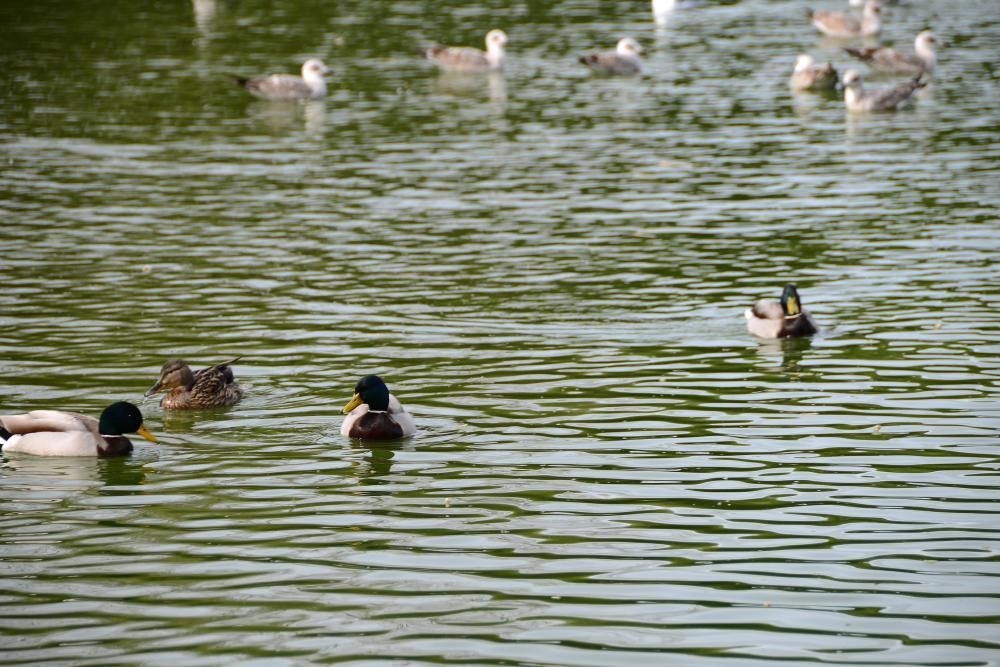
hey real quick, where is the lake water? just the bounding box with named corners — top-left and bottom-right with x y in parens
top-left (2, 0), bottom-right (999, 664)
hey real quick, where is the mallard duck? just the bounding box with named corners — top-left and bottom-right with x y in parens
top-left (806, 1), bottom-right (882, 38)
top-left (145, 357), bottom-right (243, 409)
top-left (790, 54), bottom-right (839, 91)
top-left (341, 375), bottom-right (416, 440)
top-left (841, 69), bottom-right (925, 112)
top-left (745, 284), bottom-right (819, 338)
top-left (0, 401), bottom-right (156, 457)
top-left (579, 38), bottom-right (643, 76)
top-left (235, 58), bottom-right (331, 100)
top-left (423, 29), bottom-right (508, 73)
top-left (845, 31), bottom-right (939, 75)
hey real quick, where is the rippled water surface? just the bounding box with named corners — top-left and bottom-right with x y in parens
top-left (2, 0), bottom-right (1000, 664)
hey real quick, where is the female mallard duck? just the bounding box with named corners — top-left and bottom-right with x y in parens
top-left (745, 284), bottom-right (819, 338)
top-left (0, 401), bottom-right (156, 457)
top-left (145, 357), bottom-right (243, 409)
top-left (341, 375), bottom-right (416, 440)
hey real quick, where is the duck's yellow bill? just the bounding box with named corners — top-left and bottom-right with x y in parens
top-left (137, 424), bottom-right (158, 443)
top-left (786, 294), bottom-right (800, 316)
top-left (342, 393), bottom-right (363, 414)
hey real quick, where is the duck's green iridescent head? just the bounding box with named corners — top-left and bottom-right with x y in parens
top-left (99, 401), bottom-right (157, 441)
top-left (342, 375), bottom-right (392, 413)
top-left (780, 283), bottom-right (803, 317)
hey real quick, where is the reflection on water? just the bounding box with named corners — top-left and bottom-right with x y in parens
top-left (1, 0), bottom-right (1000, 664)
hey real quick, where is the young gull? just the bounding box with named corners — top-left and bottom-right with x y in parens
top-left (579, 38), bottom-right (643, 76)
top-left (841, 68), bottom-right (926, 112)
top-left (845, 30), bottom-right (939, 74)
top-left (235, 58), bottom-right (331, 100)
top-left (789, 54), bottom-right (839, 91)
top-left (807, 1), bottom-right (882, 38)
top-left (423, 29), bottom-right (508, 73)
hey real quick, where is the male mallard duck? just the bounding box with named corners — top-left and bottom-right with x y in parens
top-left (145, 357), bottom-right (243, 409)
top-left (341, 375), bottom-right (416, 440)
top-left (579, 38), bottom-right (643, 76)
top-left (0, 401), bottom-right (156, 457)
top-left (745, 284), bottom-right (819, 338)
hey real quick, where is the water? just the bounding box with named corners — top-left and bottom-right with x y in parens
top-left (2, 0), bottom-right (999, 664)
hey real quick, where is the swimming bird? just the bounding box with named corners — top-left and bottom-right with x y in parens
top-left (745, 284), bottom-right (819, 338)
top-left (579, 38), bottom-right (643, 76)
top-left (235, 58), bottom-right (331, 100)
top-left (423, 29), bottom-right (508, 73)
top-left (842, 68), bottom-right (925, 112)
top-left (145, 357), bottom-right (243, 409)
top-left (341, 375), bottom-right (416, 440)
top-left (807, 1), bottom-right (882, 38)
top-left (789, 54), bottom-right (839, 91)
top-left (0, 402), bottom-right (156, 457)
top-left (844, 30), bottom-right (939, 74)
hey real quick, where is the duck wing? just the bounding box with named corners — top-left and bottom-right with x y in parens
top-left (0, 410), bottom-right (95, 435)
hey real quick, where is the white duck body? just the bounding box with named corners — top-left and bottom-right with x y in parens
top-left (1, 410), bottom-right (107, 456)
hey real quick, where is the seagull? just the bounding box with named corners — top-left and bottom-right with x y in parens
top-left (789, 54), bottom-right (839, 91)
top-left (579, 38), bottom-right (643, 76)
top-left (842, 68), bottom-right (926, 112)
top-left (423, 29), bottom-right (508, 73)
top-left (807, 0), bottom-right (882, 38)
top-left (235, 58), bottom-right (331, 100)
top-left (845, 30), bottom-right (939, 74)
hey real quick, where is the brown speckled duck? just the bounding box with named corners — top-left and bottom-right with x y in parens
top-left (745, 284), bottom-right (819, 338)
top-left (341, 375), bottom-right (416, 440)
top-left (145, 357), bottom-right (244, 409)
top-left (0, 402), bottom-right (156, 457)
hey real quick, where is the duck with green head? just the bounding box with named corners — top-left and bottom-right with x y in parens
top-left (0, 401), bottom-right (157, 457)
top-left (745, 284), bottom-right (818, 338)
top-left (341, 375), bottom-right (416, 440)
top-left (145, 357), bottom-right (243, 409)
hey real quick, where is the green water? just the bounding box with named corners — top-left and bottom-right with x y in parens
top-left (2, 0), bottom-right (999, 664)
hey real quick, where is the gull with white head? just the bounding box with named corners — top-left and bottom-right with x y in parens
top-left (806, 0), bottom-right (882, 38)
top-left (579, 38), bottom-right (643, 76)
top-left (841, 68), bottom-right (926, 112)
top-left (789, 54), bottom-right (839, 91)
top-left (845, 30), bottom-right (939, 74)
top-left (235, 58), bottom-right (331, 100)
top-left (423, 29), bottom-right (508, 73)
